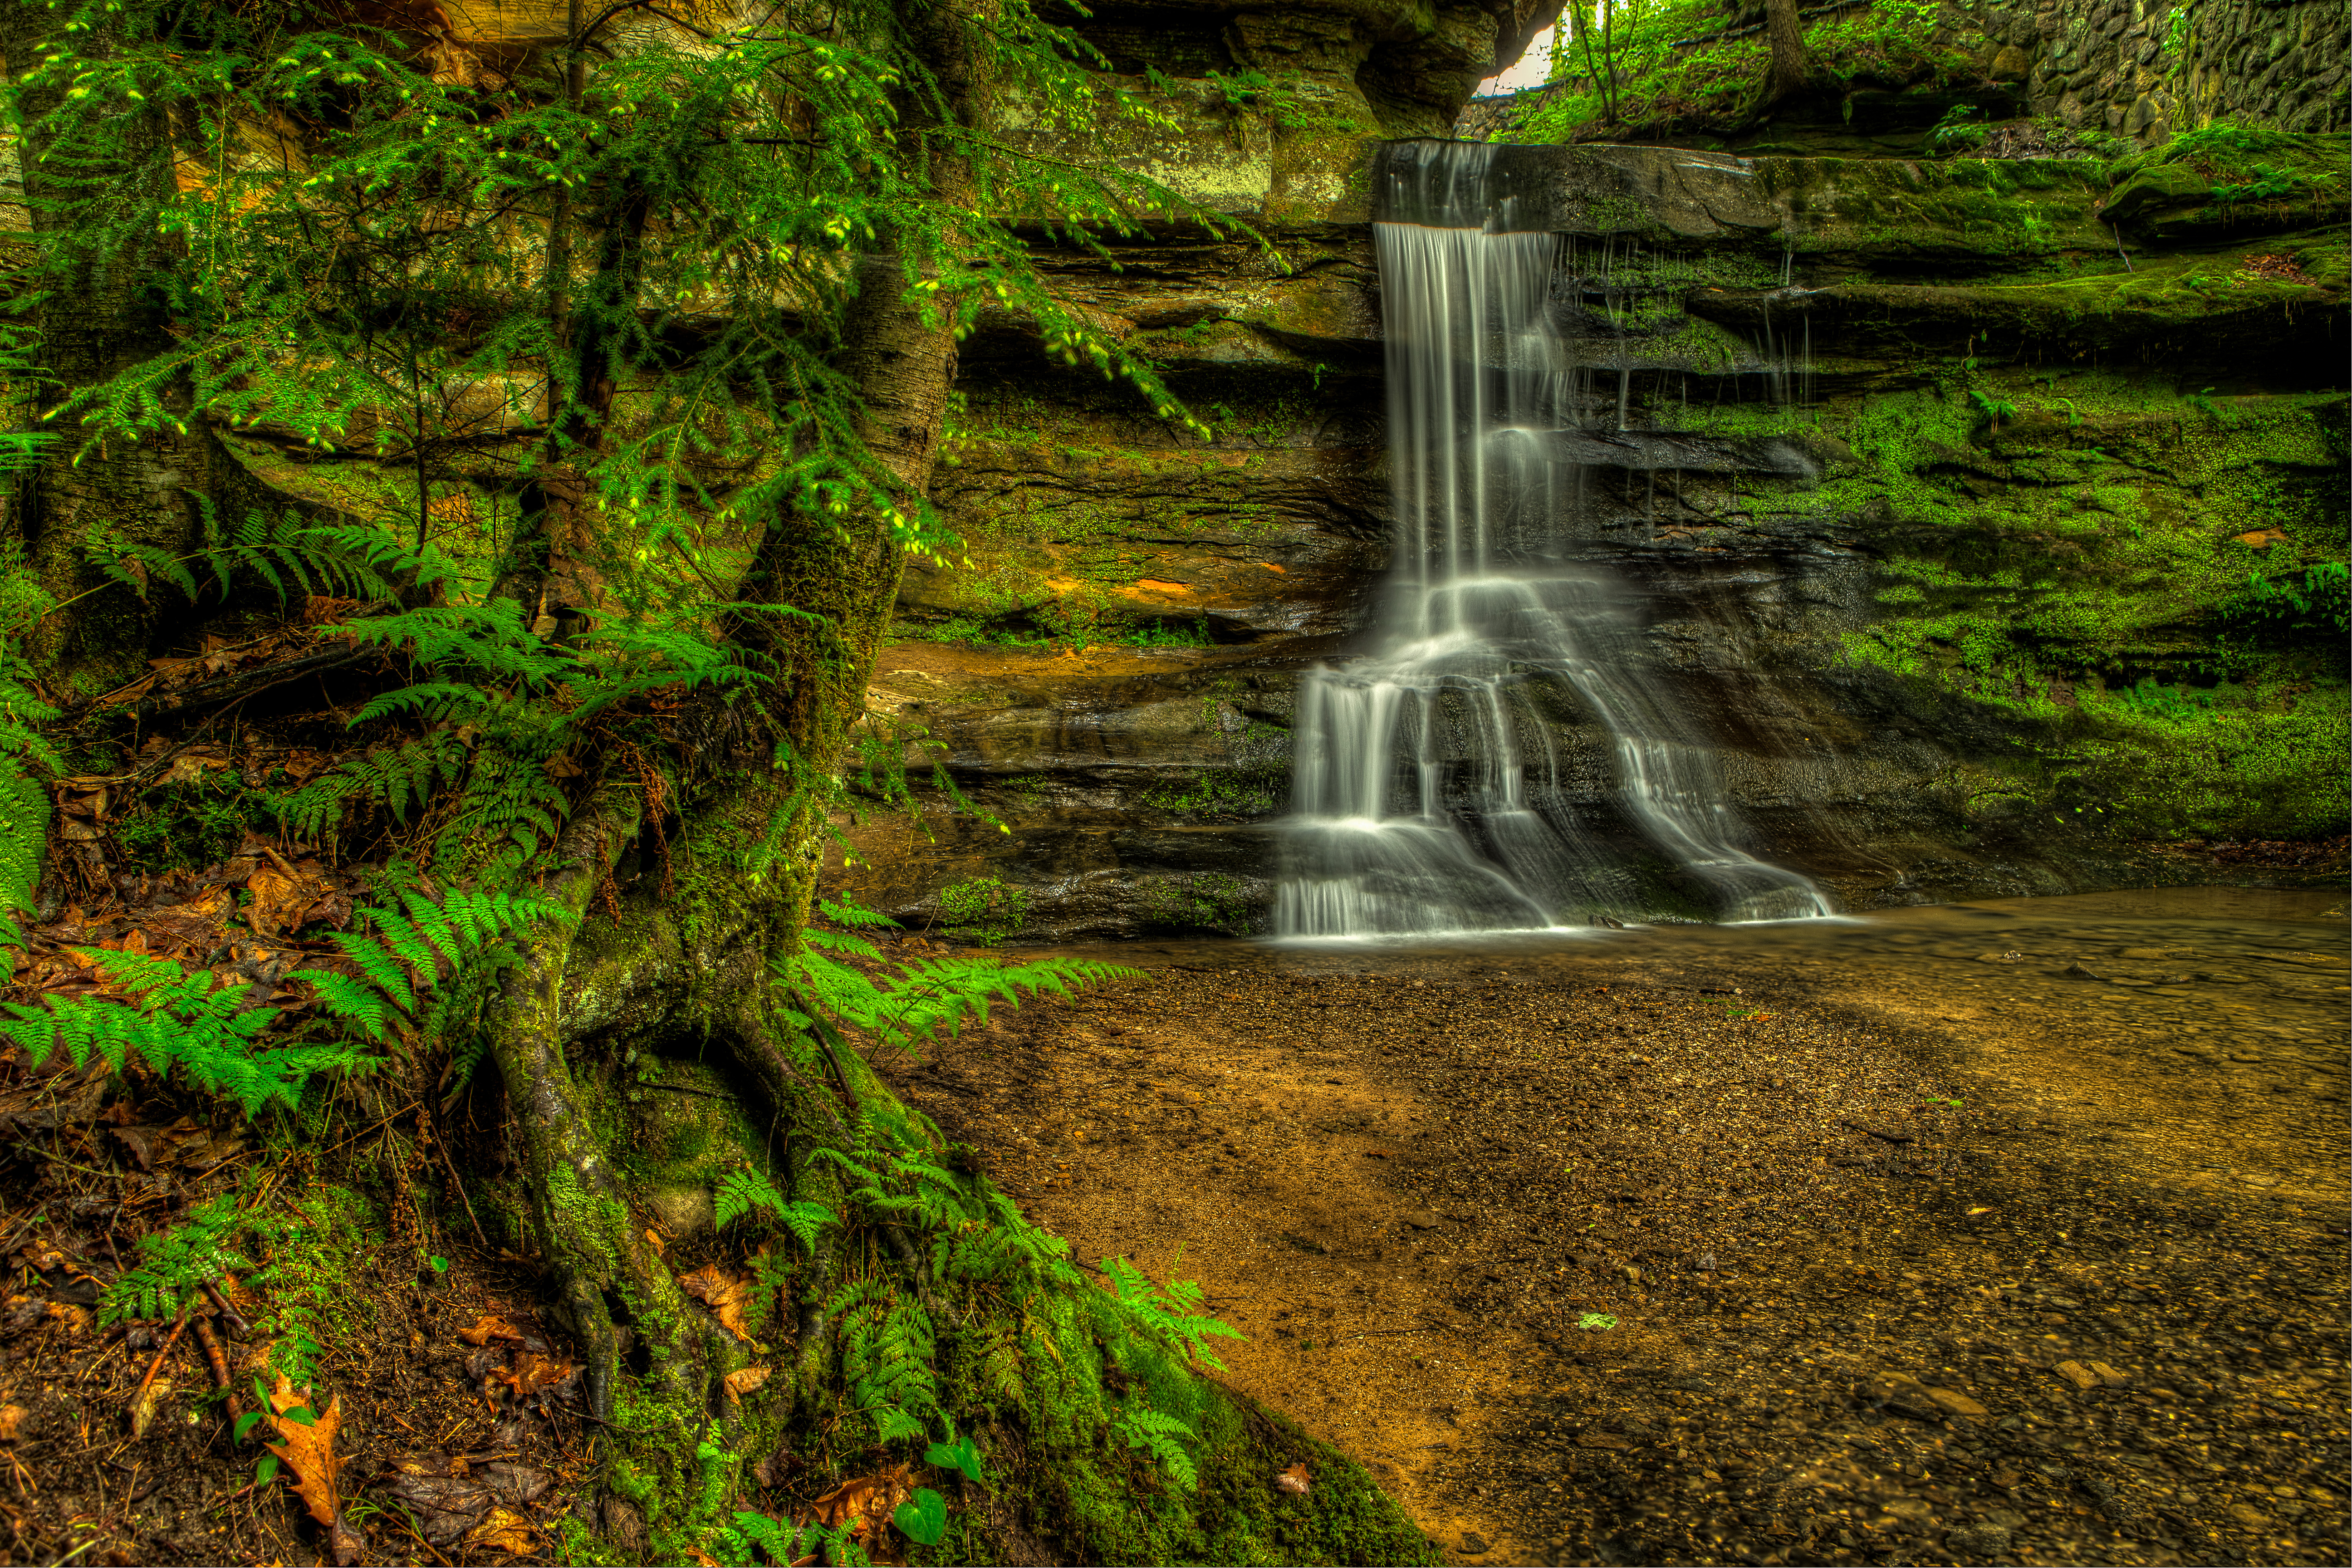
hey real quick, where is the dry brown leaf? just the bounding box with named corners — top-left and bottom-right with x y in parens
top-left (806, 1462), bottom-right (913, 1540)
top-left (486, 1349), bottom-right (578, 1405)
top-left (262, 1374), bottom-right (344, 1528)
top-left (466, 1505), bottom-right (539, 1556)
top-left (244, 865), bottom-right (327, 936)
top-left (722, 1365), bottom-right (770, 1401)
top-left (680, 1263), bottom-right (758, 1344)
top-left (45, 1302), bottom-right (92, 1334)
top-left (157, 751), bottom-right (234, 787)
top-left (1276, 1462), bottom-right (1311, 1495)
top-left (458, 1314), bottom-right (525, 1346)
top-left (0, 1404), bottom-right (28, 1442)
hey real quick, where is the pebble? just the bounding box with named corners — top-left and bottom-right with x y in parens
top-left (1458, 1529), bottom-right (1489, 1554)
top-left (1945, 1523), bottom-right (2012, 1556)
top-left (2056, 1360), bottom-right (2101, 1391)
top-left (1924, 1386), bottom-right (1989, 1420)
top-left (1403, 1209), bottom-right (1445, 1230)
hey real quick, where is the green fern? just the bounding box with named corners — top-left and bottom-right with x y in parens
top-left (777, 921), bottom-right (1142, 1061)
top-left (99, 1196), bottom-right (254, 1327)
top-left (1111, 1406), bottom-right (1199, 1490)
top-left (0, 950), bottom-right (373, 1111)
top-left (714, 1168), bottom-right (836, 1252)
top-left (301, 888), bottom-right (570, 1043)
top-left (0, 887), bottom-right (564, 1111)
top-left (833, 1280), bottom-right (941, 1446)
top-left (0, 642), bottom-right (59, 947)
top-left (1099, 1255), bottom-right (1242, 1374)
top-left (274, 734), bottom-right (469, 839)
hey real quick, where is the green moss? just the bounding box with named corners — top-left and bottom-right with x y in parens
top-left (1751, 369), bottom-right (2352, 838)
top-left (1138, 873), bottom-right (1262, 936)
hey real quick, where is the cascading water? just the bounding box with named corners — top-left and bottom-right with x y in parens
top-left (1274, 142), bottom-right (1835, 938)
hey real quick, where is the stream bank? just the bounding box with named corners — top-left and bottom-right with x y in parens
top-left (873, 888), bottom-right (2349, 1565)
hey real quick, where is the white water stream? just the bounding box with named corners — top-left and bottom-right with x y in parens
top-left (1275, 144), bottom-right (1834, 938)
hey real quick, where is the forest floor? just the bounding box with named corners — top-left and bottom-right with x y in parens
top-left (0, 886), bottom-right (2342, 1566)
top-left (878, 886), bottom-right (2351, 1568)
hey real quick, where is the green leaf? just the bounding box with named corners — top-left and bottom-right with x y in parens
top-left (255, 1454), bottom-right (280, 1485)
top-left (892, 1487), bottom-right (948, 1546)
top-left (924, 1428), bottom-right (985, 1485)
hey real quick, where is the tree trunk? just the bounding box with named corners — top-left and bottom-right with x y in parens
top-left (1762, 0), bottom-right (1809, 107)
top-left (0, 10), bottom-right (308, 691)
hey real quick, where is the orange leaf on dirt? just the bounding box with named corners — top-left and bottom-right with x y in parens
top-left (262, 1374), bottom-right (368, 1563)
top-left (458, 1314), bottom-right (526, 1346)
top-left (244, 862), bottom-right (332, 936)
top-left (680, 1264), bottom-right (758, 1344)
top-left (0, 1404), bottom-right (28, 1442)
top-left (466, 1505), bottom-right (539, 1556)
top-left (262, 1375), bottom-right (345, 1528)
top-left (722, 1366), bottom-right (769, 1401)
top-left (491, 1350), bottom-right (573, 1396)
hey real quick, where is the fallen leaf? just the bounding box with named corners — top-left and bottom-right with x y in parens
top-left (723, 1366), bottom-right (770, 1401)
top-left (458, 1314), bottom-right (525, 1346)
top-left (806, 1462), bottom-right (914, 1540)
top-left (129, 1378), bottom-right (172, 1439)
top-left (485, 1349), bottom-right (579, 1410)
top-left (1276, 1462), bottom-right (1311, 1495)
top-left (261, 1374), bottom-right (344, 1528)
top-left (243, 867), bottom-right (310, 936)
top-left (466, 1505), bottom-right (539, 1556)
top-left (157, 750), bottom-right (234, 787)
top-left (680, 1264), bottom-right (758, 1344)
top-left (0, 1404), bottom-right (27, 1441)
top-left (44, 1302), bottom-right (92, 1333)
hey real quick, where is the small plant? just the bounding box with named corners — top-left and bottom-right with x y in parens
top-left (1924, 103), bottom-right (1986, 157)
top-left (1577, 1313), bottom-right (1618, 1331)
top-left (1967, 388), bottom-right (2019, 430)
top-left (935, 874), bottom-right (1030, 946)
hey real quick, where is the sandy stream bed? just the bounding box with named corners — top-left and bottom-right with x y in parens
top-left (875, 888), bottom-right (2350, 1568)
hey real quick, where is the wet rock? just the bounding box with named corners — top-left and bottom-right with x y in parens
top-left (2062, 962), bottom-right (2109, 980)
top-left (1946, 1522), bottom-right (2012, 1556)
top-left (1459, 1531), bottom-right (1490, 1554)
top-left (2055, 1360), bottom-right (2101, 1391)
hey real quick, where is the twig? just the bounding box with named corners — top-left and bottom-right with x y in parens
top-left (1841, 1119), bottom-right (1914, 1145)
top-left (200, 1280), bottom-right (248, 1337)
top-left (191, 1316), bottom-right (240, 1420)
top-left (423, 1114), bottom-right (488, 1249)
top-left (131, 1300), bottom-right (196, 1411)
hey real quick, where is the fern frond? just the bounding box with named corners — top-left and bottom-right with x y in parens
top-left (98, 1196), bottom-right (253, 1327)
top-left (715, 1167), bottom-right (784, 1230)
top-left (1111, 1406), bottom-right (1199, 1490)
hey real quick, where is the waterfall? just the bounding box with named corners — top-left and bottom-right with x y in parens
top-left (1274, 142), bottom-right (1834, 938)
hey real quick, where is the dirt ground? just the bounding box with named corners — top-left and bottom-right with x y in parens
top-left (877, 887), bottom-right (2351, 1568)
top-left (0, 887), bottom-right (2341, 1566)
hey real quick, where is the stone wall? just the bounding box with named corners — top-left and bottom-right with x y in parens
top-left (1968, 0), bottom-right (2344, 141)
top-left (1458, 1), bottom-right (2344, 146)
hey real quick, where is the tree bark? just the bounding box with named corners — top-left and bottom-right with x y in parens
top-left (1761, 0), bottom-right (1809, 107)
top-left (1, 13), bottom-right (213, 689)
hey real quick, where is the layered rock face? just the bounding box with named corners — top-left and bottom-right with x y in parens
top-left (1058, 1), bottom-right (1558, 136)
top-left (832, 117), bottom-right (2349, 938)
